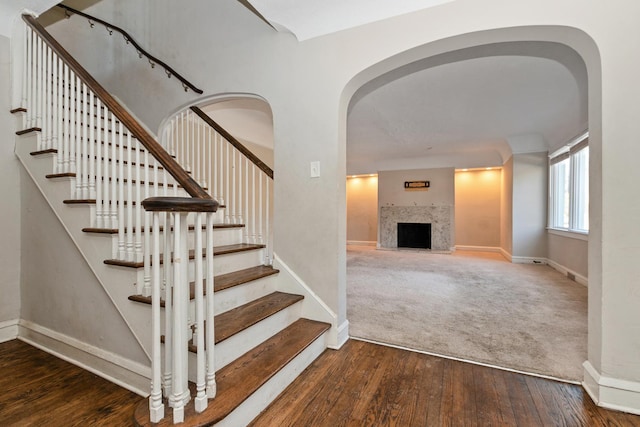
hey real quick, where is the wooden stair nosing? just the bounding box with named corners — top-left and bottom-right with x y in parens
top-left (127, 265), bottom-right (279, 307)
top-left (104, 243), bottom-right (266, 268)
top-left (203, 291), bottom-right (304, 347)
top-left (133, 318), bottom-right (331, 427)
top-left (83, 223), bottom-right (244, 235)
top-left (16, 127), bottom-right (41, 135)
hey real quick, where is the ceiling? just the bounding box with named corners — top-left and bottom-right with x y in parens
top-left (206, 41), bottom-right (587, 176)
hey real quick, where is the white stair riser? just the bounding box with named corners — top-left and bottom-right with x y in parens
top-left (213, 275), bottom-right (277, 314)
top-left (215, 332), bottom-right (328, 427)
top-left (104, 227), bottom-right (244, 252)
top-left (186, 300), bottom-right (303, 382)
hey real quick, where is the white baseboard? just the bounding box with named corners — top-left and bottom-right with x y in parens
top-left (511, 255), bottom-right (547, 265)
top-left (347, 240), bottom-right (376, 246)
top-left (0, 319), bottom-right (19, 343)
top-left (329, 320), bottom-right (349, 350)
top-left (546, 259), bottom-right (588, 286)
top-left (455, 245), bottom-right (502, 253)
top-left (18, 320), bottom-right (151, 397)
top-left (583, 361), bottom-right (640, 416)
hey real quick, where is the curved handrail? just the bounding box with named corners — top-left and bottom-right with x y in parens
top-left (23, 14), bottom-right (211, 199)
top-left (56, 4), bottom-right (203, 94)
top-left (190, 106), bottom-right (274, 179)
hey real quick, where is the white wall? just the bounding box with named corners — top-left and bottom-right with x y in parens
top-left (37, 0), bottom-right (640, 410)
top-left (346, 175), bottom-right (377, 244)
top-left (512, 152), bottom-right (548, 258)
top-left (0, 34), bottom-right (21, 327)
top-left (455, 169), bottom-right (501, 248)
top-left (19, 170), bottom-right (149, 365)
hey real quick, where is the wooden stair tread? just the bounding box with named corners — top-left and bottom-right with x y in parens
top-left (83, 222), bottom-right (241, 234)
top-left (104, 243), bottom-right (265, 268)
top-left (210, 291), bottom-right (303, 346)
top-left (127, 265), bottom-right (279, 306)
top-left (133, 318), bottom-right (330, 427)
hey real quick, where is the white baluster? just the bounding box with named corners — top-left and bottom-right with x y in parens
top-left (149, 211), bottom-right (165, 423)
top-left (111, 113), bottom-right (118, 230)
top-left (25, 28), bottom-right (33, 128)
top-left (135, 139), bottom-right (143, 263)
top-left (266, 177), bottom-right (272, 265)
top-left (244, 157), bottom-right (250, 243)
top-left (56, 58), bottom-right (64, 173)
top-left (80, 83), bottom-right (89, 199)
top-left (95, 99), bottom-right (104, 228)
top-left (51, 54), bottom-right (59, 152)
top-left (62, 63), bottom-right (70, 173)
top-left (194, 212), bottom-right (207, 412)
top-left (142, 146), bottom-right (151, 297)
top-left (231, 148), bottom-right (236, 223)
top-left (225, 142), bottom-right (230, 224)
top-left (200, 122), bottom-right (208, 188)
top-left (258, 171), bottom-right (263, 244)
top-left (69, 73), bottom-right (76, 175)
top-left (88, 91), bottom-right (96, 199)
top-left (22, 25), bottom-right (28, 113)
top-left (126, 131), bottom-right (134, 261)
top-left (43, 44), bottom-right (51, 149)
top-left (163, 210), bottom-right (173, 398)
top-left (251, 165), bottom-right (256, 243)
top-left (237, 150), bottom-right (243, 225)
top-left (206, 211), bottom-right (217, 398)
top-left (117, 121), bottom-right (125, 258)
top-left (36, 36), bottom-right (42, 133)
top-left (169, 212), bottom-right (190, 424)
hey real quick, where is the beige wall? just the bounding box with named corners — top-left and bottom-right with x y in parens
top-left (500, 156), bottom-right (514, 256)
top-left (512, 152), bottom-right (548, 258)
top-left (455, 169), bottom-right (501, 248)
top-left (0, 34), bottom-right (21, 325)
top-left (548, 233), bottom-right (588, 279)
top-left (346, 175), bottom-right (378, 243)
top-left (378, 167), bottom-right (454, 207)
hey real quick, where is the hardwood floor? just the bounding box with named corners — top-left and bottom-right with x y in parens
top-left (2, 338), bottom-right (640, 426)
top-left (0, 339), bottom-right (143, 426)
top-left (250, 340), bottom-right (640, 427)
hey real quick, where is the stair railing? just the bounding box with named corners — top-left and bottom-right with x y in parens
top-left (164, 106), bottom-right (274, 265)
top-left (18, 14), bottom-right (217, 423)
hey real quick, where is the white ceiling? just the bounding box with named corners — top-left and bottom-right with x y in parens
top-left (241, 0), bottom-right (454, 41)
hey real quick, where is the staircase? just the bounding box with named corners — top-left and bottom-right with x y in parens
top-left (12, 13), bottom-right (330, 426)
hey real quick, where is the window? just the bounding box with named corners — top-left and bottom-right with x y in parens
top-left (549, 134), bottom-right (589, 233)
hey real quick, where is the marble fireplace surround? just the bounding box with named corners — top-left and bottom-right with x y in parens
top-left (379, 205), bottom-right (453, 251)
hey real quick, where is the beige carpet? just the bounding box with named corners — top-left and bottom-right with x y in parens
top-left (347, 246), bottom-right (587, 382)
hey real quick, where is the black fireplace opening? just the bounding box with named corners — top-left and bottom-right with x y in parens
top-left (397, 222), bottom-right (432, 249)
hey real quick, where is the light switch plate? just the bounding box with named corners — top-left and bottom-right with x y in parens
top-left (310, 161), bottom-right (320, 178)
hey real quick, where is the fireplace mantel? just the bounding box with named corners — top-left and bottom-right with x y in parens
top-left (379, 205), bottom-right (453, 251)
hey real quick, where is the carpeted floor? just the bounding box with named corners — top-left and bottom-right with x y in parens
top-left (347, 245), bottom-right (587, 382)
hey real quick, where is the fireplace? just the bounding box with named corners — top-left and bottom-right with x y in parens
top-left (397, 222), bottom-right (432, 249)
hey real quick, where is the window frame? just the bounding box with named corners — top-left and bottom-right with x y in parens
top-left (548, 133), bottom-right (589, 235)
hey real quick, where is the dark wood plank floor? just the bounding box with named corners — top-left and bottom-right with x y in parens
top-left (250, 339), bottom-right (640, 427)
top-left (2, 338), bottom-right (640, 426)
top-left (0, 339), bottom-right (143, 426)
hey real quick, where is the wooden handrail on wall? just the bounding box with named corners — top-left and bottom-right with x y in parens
top-left (23, 14), bottom-right (211, 200)
top-left (190, 106), bottom-right (274, 180)
top-left (56, 4), bottom-right (203, 94)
